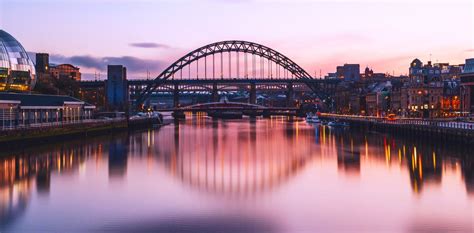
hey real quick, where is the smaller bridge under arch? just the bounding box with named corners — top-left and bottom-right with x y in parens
top-left (181, 101), bottom-right (268, 111)
top-left (165, 101), bottom-right (301, 118)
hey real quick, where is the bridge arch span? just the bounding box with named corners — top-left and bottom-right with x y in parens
top-left (136, 40), bottom-right (315, 108)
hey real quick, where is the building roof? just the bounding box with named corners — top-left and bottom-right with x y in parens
top-left (49, 63), bottom-right (80, 70)
top-left (411, 58), bottom-right (422, 68)
top-left (0, 92), bottom-right (92, 107)
top-left (0, 30), bottom-right (36, 75)
top-left (463, 58), bottom-right (474, 74)
top-left (369, 81), bottom-right (392, 93)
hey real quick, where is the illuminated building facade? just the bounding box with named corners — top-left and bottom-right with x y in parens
top-left (0, 93), bottom-right (95, 130)
top-left (35, 53), bottom-right (81, 81)
top-left (406, 85), bottom-right (443, 118)
top-left (0, 30), bottom-right (36, 92)
top-left (49, 64), bottom-right (81, 81)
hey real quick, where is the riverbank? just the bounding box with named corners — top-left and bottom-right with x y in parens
top-left (319, 114), bottom-right (474, 143)
top-left (0, 117), bottom-right (170, 145)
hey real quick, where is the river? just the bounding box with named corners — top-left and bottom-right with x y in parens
top-left (1, 116), bottom-right (473, 233)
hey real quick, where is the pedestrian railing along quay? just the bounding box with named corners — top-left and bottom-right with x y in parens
top-left (0, 116), bottom-right (163, 143)
top-left (0, 118), bottom-right (126, 131)
top-left (320, 114), bottom-right (474, 131)
top-left (0, 116), bottom-right (161, 132)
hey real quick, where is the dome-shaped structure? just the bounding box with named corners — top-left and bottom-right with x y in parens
top-left (0, 30), bottom-right (36, 92)
top-left (410, 58), bottom-right (422, 68)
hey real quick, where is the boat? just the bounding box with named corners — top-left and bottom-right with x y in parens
top-left (328, 120), bottom-right (349, 127)
top-left (306, 113), bottom-right (321, 123)
top-left (310, 116), bottom-right (321, 123)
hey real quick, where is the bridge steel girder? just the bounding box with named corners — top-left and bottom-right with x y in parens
top-left (135, 40), bottom-right (317, 108)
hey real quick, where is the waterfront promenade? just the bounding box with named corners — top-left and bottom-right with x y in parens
top-left (320, 113), bottom-right (474, 142)
top-left (0, 116), bottom-right (163, 143)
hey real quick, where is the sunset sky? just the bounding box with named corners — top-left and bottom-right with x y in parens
top-left (1, 0), bottom-right (473, 79)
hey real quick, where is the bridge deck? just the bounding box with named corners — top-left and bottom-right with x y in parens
top-left (79, 78), bottom-right (334, 88)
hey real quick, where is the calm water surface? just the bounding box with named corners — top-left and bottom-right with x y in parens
top-left (1, 117), bottom-right (473, 233)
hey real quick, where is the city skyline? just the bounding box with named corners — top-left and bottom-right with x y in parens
top-left (1, 2), bottom-right (474, 232)
top-left (1, 0), bottom-right (473, 79)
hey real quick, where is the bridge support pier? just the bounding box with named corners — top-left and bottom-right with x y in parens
top-left (172, 110), bottom-right (185, 119)
top-left (212, 83), bottom-right (219, 102)
top-left (286, 82), bottom-right (294, 107)
top-left (249, 82), bottom-right (256, 105)
top-left (173, 84), bottom-right (180, 108)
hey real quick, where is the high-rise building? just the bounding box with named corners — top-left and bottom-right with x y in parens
top-left (106, 65), bottom-right (128, 111)
top-left (35, 53), bottom-right (49, 74)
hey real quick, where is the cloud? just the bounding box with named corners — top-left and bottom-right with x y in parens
top-left (466, 49), bottom-right (474, 52)
top-left (129, 42), bottom-right (171, 49)
top-left (69, 55), bottom-right (103, 69)
top-left (29, 52), bottom-right (168, 77)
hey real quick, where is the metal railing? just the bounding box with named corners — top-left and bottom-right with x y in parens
top-left (320, 114), bottom-right (474, 131)
top-left (0, 115), bottom-right (163, 132)
top-left (0, 118), bottom-right (126, 131)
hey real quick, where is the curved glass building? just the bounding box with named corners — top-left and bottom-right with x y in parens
top-left (0, 30), bottom-right (36, 92)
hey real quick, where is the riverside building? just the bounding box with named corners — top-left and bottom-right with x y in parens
top-left (0, 30), bottom-right (95, 129)
top-left (0, 30), bottom-right (36, 92)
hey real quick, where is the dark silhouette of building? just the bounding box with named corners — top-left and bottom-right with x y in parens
top-left (106, 65), bottom-right (128, 111)
top-left (35, 53), bottom-right (49, 74)
top-left (336, 64), bottom-right (360, 81)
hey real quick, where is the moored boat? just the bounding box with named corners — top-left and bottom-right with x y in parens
top-left (328, 120), bottom-right (349, 127)
top-left (306, 113), bottom-right (321, 123)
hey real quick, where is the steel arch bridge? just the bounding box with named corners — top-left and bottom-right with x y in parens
top-left (135, 40), bottom-right (317, 108)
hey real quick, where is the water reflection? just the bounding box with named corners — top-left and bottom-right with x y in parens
top-left (0, 137), bottom-right (107, 227)
top-left (152, 118), bottom-right (313, 196)
top-left (109, 137), bottom-right (128, 179)
top-left (98, 214), bottom-right (277, 233)
top-left (0, 117), bottom-right (473, 231)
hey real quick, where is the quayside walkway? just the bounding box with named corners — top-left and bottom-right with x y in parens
top-left (319, 114), bottom-right (474, 142)
top-left (0, 116), bottom-right (162, 143)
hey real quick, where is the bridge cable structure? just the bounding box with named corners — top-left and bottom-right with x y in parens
top-left (134, 40), bottom-right (318, 109)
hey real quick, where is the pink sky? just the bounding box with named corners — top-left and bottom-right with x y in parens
top-left (1, 0), bottom-right (473, 79)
